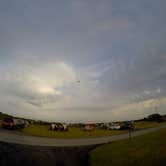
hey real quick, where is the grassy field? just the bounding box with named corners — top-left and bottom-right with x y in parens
top-left (89, 127), bottom-right (166, 166)
top-left (21, 124), bottom-right (126, 138)
top-left (21, 121), bottom-right (166, 138)
top-left (134, 121), bottom-right (165, 130)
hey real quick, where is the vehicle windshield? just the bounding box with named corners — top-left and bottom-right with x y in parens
top-left (3, 118), bottom-right (13, 123)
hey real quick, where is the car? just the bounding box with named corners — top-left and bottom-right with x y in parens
top-left (1, 117), bottom-right (26, 129)
top-left (62, 123), bottom-right (68, 131)
top-left (109, 123), bottom-right (121, 130)
top-left (120, 121), bottom-right (134, 130)
top-left (50, 123), bottom-right (68, 131)
top-left (1, 117), bottom-right (14, 129)
top-left (82, 123), bottom-right (95, 131)
top-left (50, 123), bottom-right (58, 131)
top-left (110, 125), bottom-right (121, 130)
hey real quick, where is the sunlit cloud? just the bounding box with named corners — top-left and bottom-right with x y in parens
top-left (0, 61), bottom-right (77, 108)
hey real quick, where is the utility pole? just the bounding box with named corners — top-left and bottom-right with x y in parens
top-left (128, 121), bottom-right (134, 140)
top-left (129, 128), bottom-right (131, 140)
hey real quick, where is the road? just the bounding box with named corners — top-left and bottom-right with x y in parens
top-left (0, 125), bottom-right (166, 147)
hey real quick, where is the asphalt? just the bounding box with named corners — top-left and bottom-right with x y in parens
top-left (0, 125), bottom-right (166, 147)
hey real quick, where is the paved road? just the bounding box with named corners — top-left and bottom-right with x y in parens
top-left (0, 125), bottom-right (166, 147)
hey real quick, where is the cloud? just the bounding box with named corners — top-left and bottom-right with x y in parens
top-left (83, 61), bottom-right (112, 79)
top-left (0, 0), bottom-right (166, 122)
top-left (131, 88), bottom-right (163, 103)
top-left (0, 61), bottom-right (76, 108)
top-left (95, 18), bottom-right (133, 32)
top-left (110, 97), bottom-right (166, 121)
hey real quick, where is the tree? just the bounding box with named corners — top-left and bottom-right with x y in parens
top-left (148, 114), bottom-right (162, 122)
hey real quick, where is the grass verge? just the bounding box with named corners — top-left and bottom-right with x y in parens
top-left (89, 127), bottom-right (166, 166)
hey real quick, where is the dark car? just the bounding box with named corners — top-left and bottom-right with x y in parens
top-left (1, 117), bottom-right (14, 129)
top-left (120, 121), bottom-right (134, 130)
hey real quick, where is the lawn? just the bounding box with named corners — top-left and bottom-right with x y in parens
top-left (134, 121), bottom-right (165, 130)
top-left (21, 121), bottom-right (166, 139)
top-left (89, 127), bottom-right (166, 166)
top-left (21, 124), bottom-right (126, 139)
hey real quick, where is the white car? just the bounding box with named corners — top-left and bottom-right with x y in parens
top-left (109, 123), bottom-right (121, 130)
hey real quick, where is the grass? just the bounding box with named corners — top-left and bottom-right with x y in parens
top-left (21, 124), bottom-right (126, 139)
top-left (134, 121), bottom-right (165, 130)
top-left (89, 127), bottom-right (166, 166)
top-left (21, 121), bottom-right (166, 139)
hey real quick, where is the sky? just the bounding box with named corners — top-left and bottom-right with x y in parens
top-left (0, 0), bottom-right (166, 122)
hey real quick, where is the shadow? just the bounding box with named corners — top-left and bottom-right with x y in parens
top-left (0, 141), bottom-right (99, 166)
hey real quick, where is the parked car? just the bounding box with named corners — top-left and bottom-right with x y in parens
top-left (24, 120), bottom-right (29, 127)
top-left (50, 123), bottom-right (57, 131)
top-left (1, 117), bottom-right (26, 129)
top-left (82, 123), bottom-right (95, 131)
top-left (103, 122), bottom-right (133, 130)
top-left (110, 123), bottom-right (121, 130)
top-left (62, 123), bottom-right (68, 131)
top-left (50, 123), bottom-right (68, 131)
top-left (120, 121), bottom-right (134, 130)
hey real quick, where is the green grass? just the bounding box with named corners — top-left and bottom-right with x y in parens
top-left (21, 121), bottom-right (166, 139)
top-left (89, 127), bottom-right (166, 166)
top-left (21, 124), bottom-right (126, 139)
top-left (134, 121), bottom-right (165, 130)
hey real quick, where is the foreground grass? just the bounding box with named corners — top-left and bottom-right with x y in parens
top-left (89, 127), bottom-right (166, 166)
top-left (21, 124), bottom-right (126, 138)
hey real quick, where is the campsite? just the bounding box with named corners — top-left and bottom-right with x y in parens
top-left (0, 0), bottom-right (166, 165)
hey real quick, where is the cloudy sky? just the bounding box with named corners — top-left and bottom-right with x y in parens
top-left (0, 0), bottom-right (166, 122)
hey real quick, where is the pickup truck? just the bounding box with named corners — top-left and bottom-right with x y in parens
top-left (1, 117), bottom-right (26, 129)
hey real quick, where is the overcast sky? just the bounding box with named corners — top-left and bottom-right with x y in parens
top-left (0, 0), bottom-right (166, 122)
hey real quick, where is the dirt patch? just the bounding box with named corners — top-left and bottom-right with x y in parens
top-left (0, 141), bottom-right (98, 166)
